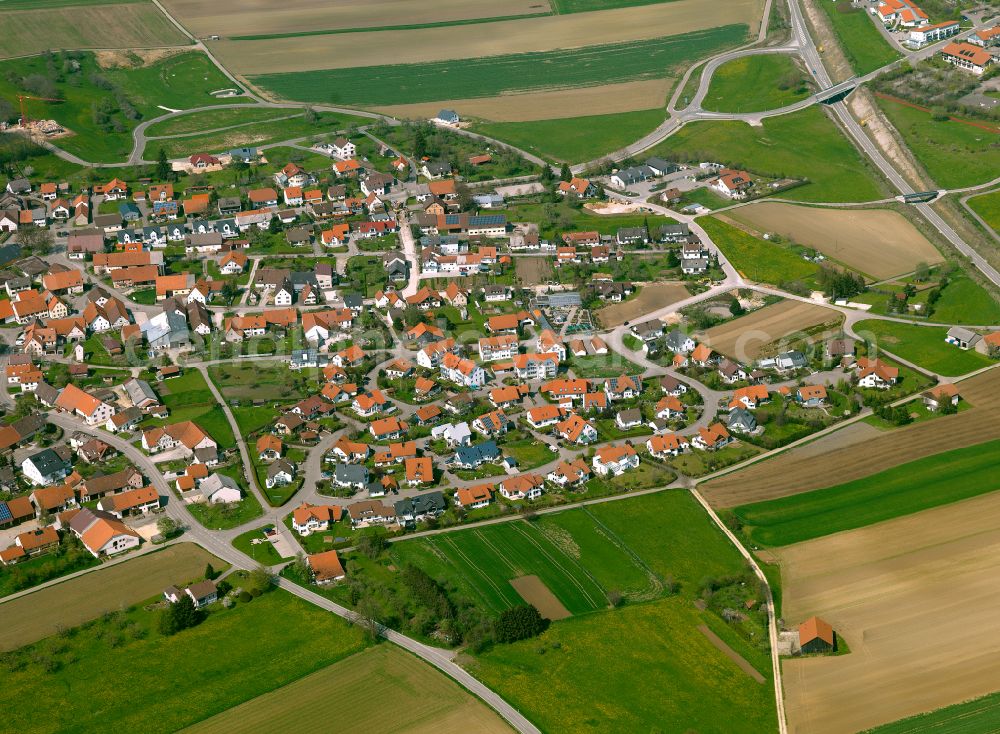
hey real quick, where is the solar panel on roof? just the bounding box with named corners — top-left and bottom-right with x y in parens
top-left (0, 502), bottom-right (11, 523)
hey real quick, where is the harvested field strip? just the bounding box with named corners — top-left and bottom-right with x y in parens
top-left (776, 490), bottom-right (1000, 734)
top-left (701, 365), bottom-right (1000, 508)
top-left (726, 202), bottom-right (943, 280)
top-left (0, 3), bottom-right (188, 59)
top-left (698, 624), bottom-right (766, 683)
top-left (0, 543), bottom-right (223, 651)
top-left (183, 645), bottom-right (512, 733)
top-left (162, 0), bottom-right (552, 38)
top-left (230, 13), bottom-right (554, 40)
top-left (699, 299), bottom-right (841, 361)
top-left (216, 0), bottom-right (761, 75)
top-left (249, 25), bottom-right (748, 106)
top-left (734, 440), bottom-right (1000, 546)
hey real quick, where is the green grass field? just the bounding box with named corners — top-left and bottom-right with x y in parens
top-left (877, 98), bottom-right (1000, 189)
top-left (145, 107), bottom-right (297, 137)
top-left (471, 596), bottom-right (776, 733)
top-left (855, 319), bottom-right (993, 376)
top-left (0, 590), bottom-right (369, 734)
top-left (187, 491), bottom-right (263, 531)
top-left (650, 106), bottom-right (886, 202)
top-left (251, 25), bottom-right (749, 106)
top-left (232, 526), bottom-right (292, 565)
top-left (734, 440), bottom-right (1000, 546)
top-left (930, 275), bottom-right (1000, 324)
top-left (863, 690), bottom-right (1000, 733)
top-left (568, 351), bottom-right (645, 378)
top-left (157, 370), bottom-right (236, 449)
top-left (966, 189), bottom-right (1000, 234)
top-left (816, 0), bottom-right (900, 75)
top-left (699, 216), bottom-right (820, 287)
top-left (702, 54), bottom-right (811, 113)
top-left (472, 108), bottom-right (664, 163)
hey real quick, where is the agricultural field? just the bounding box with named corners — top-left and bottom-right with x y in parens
top-left (698, 216), bottom-right (821, 287)
top-left (702, 53), bottom-right (811, 113)
top-left (184, 645), bottom-right (511, 733)
top-left (650, 106), bottom-right (886, 203)
top-left (726, 202), bottom-right (944, 280)
top-left (865, 691), bottom-right (1000, 734)
top-left (855, 319), bottom-right (994, 377)
top-left (699, 299), bottom-right (842, 361)
top-left (701, 367), bottom-right (1000, 507)
top-left (815, 0), bottom-right (900, 76)
top-left (966, 188), bottom-right (1000, 234)
top-left (161, 0), bottom-right (554, 38)
top-left (247, 25), bottom-right (750, 106)
top-left (775, 489), bottom-right (1000, 734)
top-left (929, 275), bottom-right (1000, 324)
top-left (0, 589), bottom-right (370, 734)
top-left (0, 1), bottom-right (188, 58)
top-left (877, 97), bottom-right (1000, 189)
top-left (0, 543), bottom-right (222, 651)
top-left (733, 440), bottom-right (1000, 546)
top-left (596, 282), bottom-right (690, 328)
top-left (471, 107), bottom-right (666, 163)
top-left (144, 107), bottom-right (299, 137)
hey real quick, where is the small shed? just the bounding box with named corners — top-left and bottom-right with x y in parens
top-left (798, 616), bottom-right (835, 654)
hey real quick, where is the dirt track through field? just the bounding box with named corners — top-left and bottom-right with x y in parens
top-left (776, 490), bottom-right (1000, 733)
top-left (510, 575), bottom-right (571, 620)
top-left (702, 367), bottom-right (1000, 508)
top-left (698, 625), bottom-right (766, 683)
top-left (699, 299), bottom-right (842, 361)
top-left (727, 203), bottom-right (944, 280)
top-left (208, 0), bottom-right (763, 74)
top-left (597, 282), bottom-right (690, 328)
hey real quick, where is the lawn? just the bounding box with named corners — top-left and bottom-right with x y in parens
top-left (855, 319), bottom-right (993, 376)
top-left (649, 105), bottom-right (885, 203)
top-left (966, 189), bottom-right (1000, 233)
top-left (232, 525), bottom-right (292, 565)
top-left (251, 25), bottom-right (749, 106)
top-left (816, 0), bottom-right (900, 75)
top-left (877, 97), bottom-right (1000, 189)
top-left (567, 351), bottom-right (645, 378)
top-left (145, 107), bottom-right (298, 137)
top-left (0, 589), bottom-right (370, 734)
top-left (862, 689), bottom-right (1000, 734)
top-left (230, 405), bottom-right (280, 436)
top-left (0, 535), bottom-right (99, 598)
top-left (699, 216), bottom-right (819, 287)
top-left (702, 54), bottom-right (811, 113)
top-left (733, 440), bottom-right (1000, 546)
top-left (930, 275), bottom-right (1000, 324)
top-left (470, 596), bottom-right (776, 734)
top-left (186, 493), bottom-right (264, 531)
top-left (502, 438), bottom-right (556, 470)
top-left (157, 370), bottom-right (236, 449)
top-left (473, 108), bottom-right (665, 164)
top-left (130, 287), bottom-right (156, 305)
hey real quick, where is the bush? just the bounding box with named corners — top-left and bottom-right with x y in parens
top-left (494, 605), bottom-right (549, 644)
top-left (238, 591), bottom-right (251, 603)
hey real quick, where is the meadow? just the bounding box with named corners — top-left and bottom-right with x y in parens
top-left (0, 1), bottom-right (187, 58)
top-left (472, 108), bottom-right (665, 163)
top-left (698, 216), bottom-right (820, 287)
top-left (183, 645), bottom-right (511, 733)
top-left (815, 0), bottom-right (900, 75)
top-left (855, 319), bottom-right (993, 376)
top-left (928, 274), bottom-right (1000, 324)
top-left (250, 25), bottom-right (748, 107)
top-left (702, 53), bottom-right (811, 113)
top-left (156, 369), bottom-right (236, 448)
top-left (733, 440), bottom-right (1000, 546)
top-left (0, 590), bottom-right (370, 734)
top-left (650, 106), bottom-right (886, 202)
top-left (966, 189), bottom-right (1000, 234)
top-left (0, 543), bottom-right (222, 650)
top-left (144, 107), bottom-right (295, 137)
top-left (877, 97), bottom-right (1000, 189)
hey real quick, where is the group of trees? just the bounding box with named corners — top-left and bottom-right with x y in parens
top-left (388, 122), bottom-right (537, 180)
top-left (817, 266), bottom-right (867, 300)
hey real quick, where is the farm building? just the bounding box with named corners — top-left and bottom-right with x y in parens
top-left (798, 616), bottom-right (835, 654)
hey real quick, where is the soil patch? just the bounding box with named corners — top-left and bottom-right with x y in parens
top-left (510, 574), bottom-right (571, 620)
top-left (699, 299), bottom-right (841, 362)
top-left (596, 282), bottom-right (691, 328)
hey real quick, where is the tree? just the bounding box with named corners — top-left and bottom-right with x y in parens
top-left (245, 565), bottom-right (273, 596)
top-left (914, 261), bottom-right (930, 282)
top-left (729, 297), bottom-right (745, 317)
top-left (204, 563), bottom-right (216, 580)
top-left (357, 528), bottom-right (388, 559)
top-left (354, 591), bottom-right (381, 641)
top-left (158, 595), bottom-right (202, 636)
top-left (304, 107), bottom-right (319, 125)
top-left (156, 147), bottom-right (170, 181)
top-left (221, 279), bottom-right (238, 305)
top-left (412, 125), bottom-right (427, 160)
top-left (560, 163), bottom-right (572, 182)
top-left (17, 225), bottom-right (52, 255)
top-left (268, 215), bottom-right (281, 234)
top-left (494, 604), bottom-right (548, 643)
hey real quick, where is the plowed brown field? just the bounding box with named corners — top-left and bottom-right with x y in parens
top-left (699, 299), bottom-right (842, 361)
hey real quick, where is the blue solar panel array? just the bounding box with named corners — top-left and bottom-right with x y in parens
top-left (0, 502), bottom-right (11, 523)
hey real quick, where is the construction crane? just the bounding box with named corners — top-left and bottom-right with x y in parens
top-left (17, 94), bottom-right (60, 128)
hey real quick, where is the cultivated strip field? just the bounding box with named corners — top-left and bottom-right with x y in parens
top-left (699, 299), bottom-right (842, 361)
top-left (161, 0), bottom-right (552, 38)
top-left (727, 203), bottom-right (944, 280)
top-left (0, 543), bottom-right (222, 651)
top-left (0, 2), bottom-right (189, 59)
top-left (212, 0), bottom-right (762, 74)
top-left (596, 282), bottom-right (690, 328)
top-left (183, 645), bottom-right (512, 733)
top-left (701, 367), bottom-right (1000, 507)
top-left (776, 490), bottom-right (1000, 734)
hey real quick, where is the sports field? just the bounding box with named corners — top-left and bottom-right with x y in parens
top-left (701, 367), bottom-right (1000, 507)
top-left (0, 543), bottom-right (222, 651)
top-left (698, 216), bottom-right (820, 287)
top-left (248, 25), bottom-right (748, 107)
top-left (776, 489), bottom-right (1000, 733)
top-left (650, 106), bottom-right (886, 203)
top-left (733, 440), bottom-right (1000, 546)
top-left (0, 1), bottom-right (188, 58)
top-left (700, 299), bottom-right (841, 361)
top-left (702, 53), bottom-right (811, 114)
top-left (727, 203), bottom-right (943, 279)
top-left (596, 282), bottom-right (690, 328)
top-left (184, 645), bottom-right (511, 733)
top-left (855, 319), bottom-right (993, 377)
